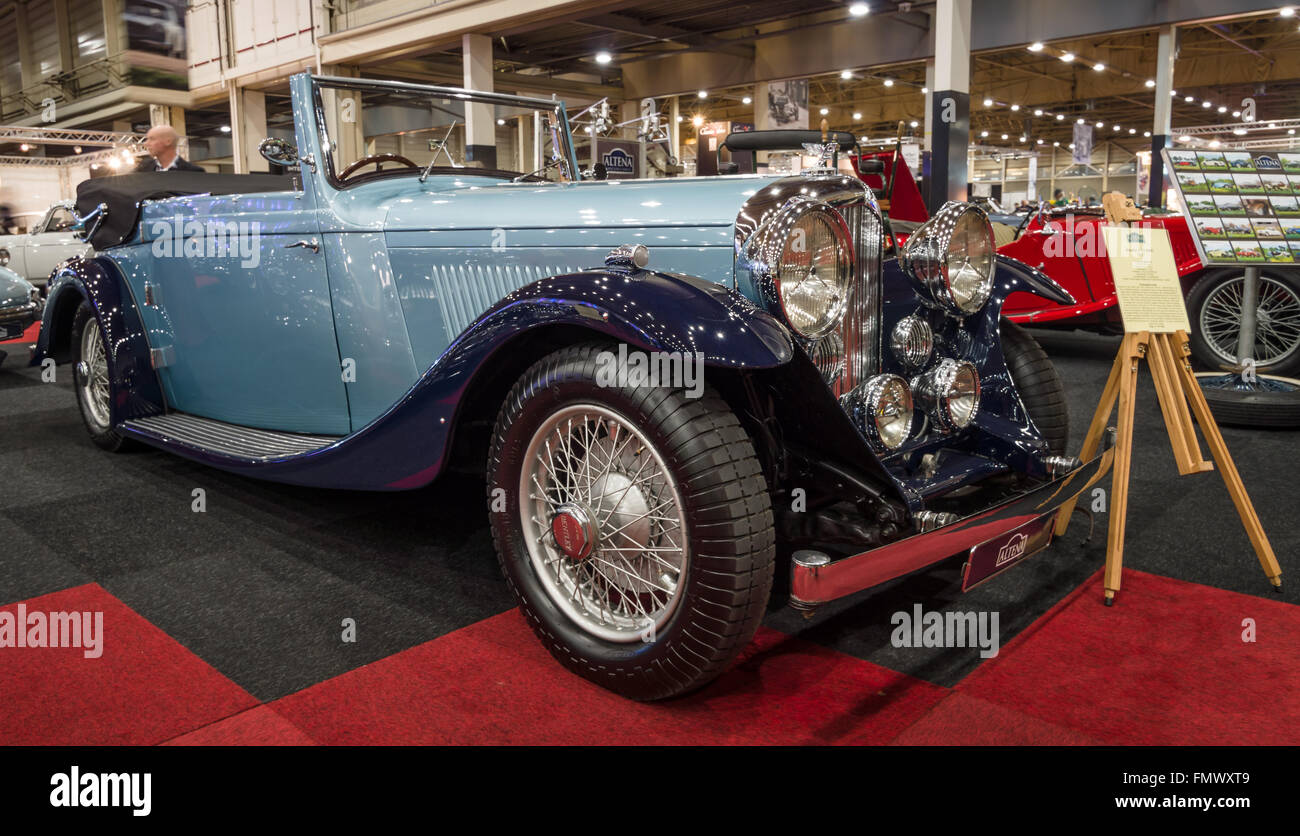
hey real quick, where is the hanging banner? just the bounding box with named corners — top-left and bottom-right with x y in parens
top-left (1028, 155), bottom-right (1038, 201)
top-left (767, 80), bottom-right (809, 129)
top-left (1072, 123), bottom-right (1093, 165)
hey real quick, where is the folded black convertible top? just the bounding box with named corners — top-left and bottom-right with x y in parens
top-left (75, 172), bottom-right (292, 250)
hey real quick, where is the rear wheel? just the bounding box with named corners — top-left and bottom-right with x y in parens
top-left (1000, 318), bottom-right (1069, 455)
top-left (487, 343), bottom-right (775, 701)
top-left (1187, 269), bottom-right (1300, 377)
top-left (70, 301), bottom-right (132, 452)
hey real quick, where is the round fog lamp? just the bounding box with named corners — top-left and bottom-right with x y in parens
top-left (843, 374), bottom-right (913, 450)
top-left (912, 358), bottom-right (981, 433)
top-left (891, 314), bottom-right (934, 372)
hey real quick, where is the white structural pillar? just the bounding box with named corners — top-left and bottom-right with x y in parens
top-left (229, 86), bottom-right (269, 173)
top-left (1150, 25), bottom-right (1177, 207)
top-left (463, 33), bottom-right (496, 168)
top-left (928, 0), bottom-right (971, 212)
top-left (669, 95), bottom-right (681, 168)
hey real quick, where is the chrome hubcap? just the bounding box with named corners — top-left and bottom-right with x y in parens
top-left (519, 405), bottom-right (688, 643)
top-left (79, 320), bottom-right (111, 430)
top-left (1200, 276), bottom-right (1300, 367)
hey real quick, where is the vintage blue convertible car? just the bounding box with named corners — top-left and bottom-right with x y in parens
top-left (34, 73), bottom-right (1112, 700)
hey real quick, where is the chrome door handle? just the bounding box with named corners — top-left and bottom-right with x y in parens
top-left (284, 239), bottom-right (319, 253)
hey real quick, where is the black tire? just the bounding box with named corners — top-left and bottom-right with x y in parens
top-left (1194, 372), bottom-right (1300, 429)
top-left (70, 301), bottom-right (133, 452)
top-left (1186, 268), bottom-right (1300, 377)
top-left (1000, 318), bottom-right (1069, 455)
top-left (487, 343), bottom-right (775, 701)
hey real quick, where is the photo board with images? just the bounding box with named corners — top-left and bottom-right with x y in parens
top-left (1163, 147), bottom-right (1300, 267)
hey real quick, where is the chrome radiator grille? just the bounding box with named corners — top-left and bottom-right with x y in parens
top-left (815, 200), bottom-right (883, 399)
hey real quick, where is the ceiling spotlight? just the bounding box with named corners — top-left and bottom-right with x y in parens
top-left (1171, 90), bottom-right (1178, 96)
top-left (219, 125), bottom-right (231, 133)
top-left (983, 97), bottom-right (994, 106)
top-left (853, 111), bottom-right (862, 119)
top-left (980, 130), bottom-right (989, 137)
top-left (73, 145), bottom-right (82, 153)
top-left (1290, 129), bottom-right (1297, 135)
top-left (1145, 79), bottom-right (1156, 87)
top-left (1093, 62), bottom-right (1105, 71)
top-left (1061, 52), bottom-right (1074, 62)
top-left (1185, 96), bottom-right (1194, 102)
top-left (742, 96), bottom-right (752, 104)
top-left (1233, 128), bottom-right (1248, 136)
top-left (698, 90), bottom-right (707, 98)
top-left (595, 51), bottom-right (612, 65)
top-left (1269, 122), bottom-right (1277, 128)
top-left (1018, 135), bottom-right (1026, 141)
top-left (1028, 42), bottom-right (1044, 52)
top-left (1202, 100), bottom-right (1212, 108)
top-left (1282, 6), bottom-right (1295, 16)
top-left (1077, 117), bottom-right (1085, 124)
top-left (841, 70), bottom-right (853, 79)
top-left (1178, 135), bottom-right (1192, 142)
top-left (1036, 138), bottom-right (1044, 144)
top-left (1218, 106), bottom-right (1227, 113)
top-left (910, 120), bottom-right (919, 127)
top-left (819, 107), bottom-right (829, 115)
top-left (1033, 108), bottom-right (1043, 116)
top-left (1232, 110), bottom-right (1241, 117)
top-left (921, 86), bottom-right (928, 94)
top-left (1128, 128), bottom-right (1136, 134)
top-left (848, 2), bottom-right (870, 16)
top-left (1010, 103), bottom-right (1020, 111)
top-left (1001, 133), bottom-right (1009, 140)
top-left (1057, 114), bottom-right (1065, 121)
top-left (1069, 143), bottom-right (1076, 149)
top-left (691, 114), bottom-right (704, 127)
top-left (1209, 139), bottom-right (1221, 148)
top-left (1053, 141), bottom-right (1060, 146)
top-left (1096, 121), bottom-right (1104, 128)
top-left (497, 118), bottom-right (506, 125)
top-left (1113, 124), bottom-right (1121, 131)
top-left (19, 143), bottom-right (29, 151)
top-left (1143, 131), bottom-right (1150, 137)
top-left (584, 126), bottom-right (593, 134)
top-left (883, 78), bottom-right (894, 87)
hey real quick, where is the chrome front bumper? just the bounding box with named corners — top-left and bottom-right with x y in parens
top-left (789, 448), bottom-right (1115, 608)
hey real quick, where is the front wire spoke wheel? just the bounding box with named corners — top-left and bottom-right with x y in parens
top-left (520, 404), bottom-right (687, 643)
top-left (1199, 274), bottom-right (1300, 369)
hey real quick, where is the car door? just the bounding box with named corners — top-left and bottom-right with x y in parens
top-left (117, 187), bottom-right (352, 437)
top-left (28, 205), bottom-right (89, 280)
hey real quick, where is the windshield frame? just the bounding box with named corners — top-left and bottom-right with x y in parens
top-left (309, 75), bottom-right (580, 190)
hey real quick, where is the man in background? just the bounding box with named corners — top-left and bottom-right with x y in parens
top-left (136, 125), bottom-right (204, 172)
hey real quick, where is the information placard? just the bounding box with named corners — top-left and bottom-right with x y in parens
top-left (1103, 225), bottom-right (1192, 334)
top-left (1163, 147), bottom-right (1300, 266)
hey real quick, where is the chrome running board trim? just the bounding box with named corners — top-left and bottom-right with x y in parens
top-left (123, 413), bottom-right (339, 461)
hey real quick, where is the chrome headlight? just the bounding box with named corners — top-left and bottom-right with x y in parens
top-left (912, 358), bottom-right (980, 433)
top-left (901, 202), bottom-right (995, 315)
top-left (842, 373), bottom-right (914, 450)
top-left (746, 198), bottom-right (854, 339)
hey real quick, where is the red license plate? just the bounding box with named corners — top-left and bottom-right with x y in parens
top-left (962, 513), bottom-right (1055, 591)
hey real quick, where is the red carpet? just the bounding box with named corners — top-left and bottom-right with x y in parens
top-left (162, 706), bottom-right (318, 746)
top-left (0, 584), bottom-right (259, 745)
top-left (956, 569), bottom-right (1300, 745)
top-left (0, 321), bottom-right (38, 345)
top-left (270, 610), bottom-right (948, 745)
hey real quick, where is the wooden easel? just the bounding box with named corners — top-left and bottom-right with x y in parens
top-left (1053, 329), bottom-right (1283, 604)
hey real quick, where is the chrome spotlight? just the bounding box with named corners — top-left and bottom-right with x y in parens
top-left (900, 202), bottom-right (996, 316)
top-left (891, 314), bottom-right (934, 372)
top-left (842, 373), bottom-right (914, 451)
top-left (912, 358), bottom-right (981, 433)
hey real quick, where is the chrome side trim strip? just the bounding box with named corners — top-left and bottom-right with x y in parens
top-left (123, 413), bottom-right (339, 461)
top-left (789, 448), bottom-right (1115, 607)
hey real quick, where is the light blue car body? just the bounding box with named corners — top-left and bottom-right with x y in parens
top-left (100, 74), bottom-right (776, 436)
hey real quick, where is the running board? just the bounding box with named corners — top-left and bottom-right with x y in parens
top-left (122, 413), bottom-right (340, 461)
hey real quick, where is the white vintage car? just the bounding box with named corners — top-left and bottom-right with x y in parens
top-left (0, 201), bottom-right (92, 288)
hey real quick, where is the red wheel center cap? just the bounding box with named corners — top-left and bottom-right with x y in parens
top-left (551, 505), bottom-right (595, 561)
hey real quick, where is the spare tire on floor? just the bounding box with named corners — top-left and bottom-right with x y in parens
top-left (1194, 372), bottom-right (1300, 429)
top-left (1001, 318), bottom-right (1069, 454)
